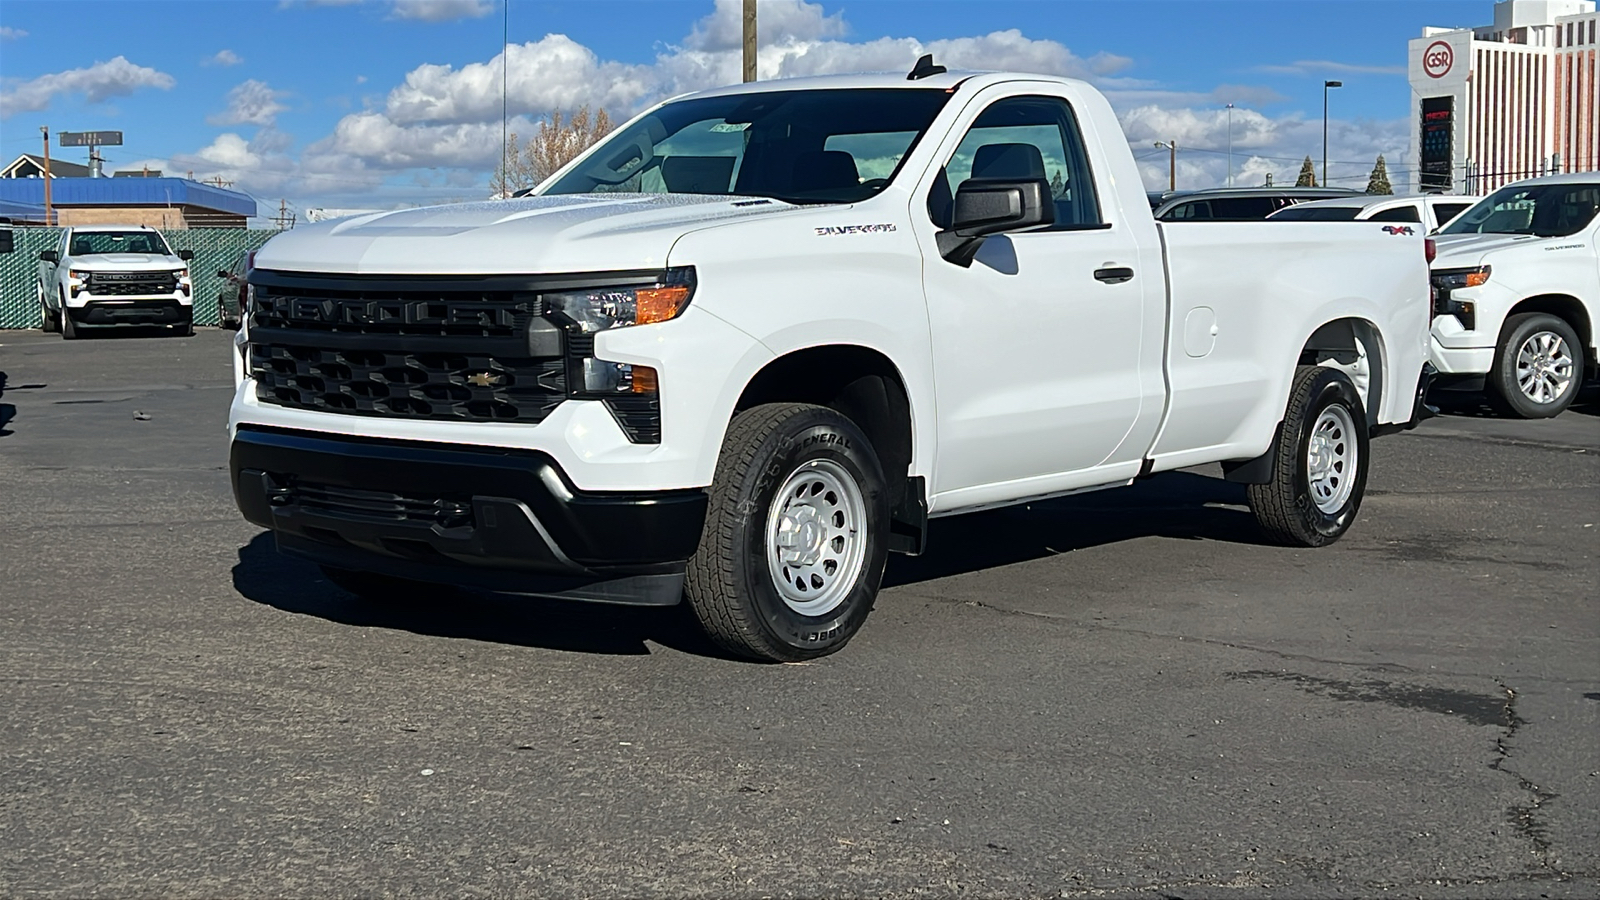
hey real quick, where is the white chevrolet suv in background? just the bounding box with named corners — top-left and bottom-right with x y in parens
top-left (36, 225), bottom-right (196, 339)
top-left (1269, 193), bottom-right (1481, 232)
top-left (1428, 174), bottom-right (1599, 418)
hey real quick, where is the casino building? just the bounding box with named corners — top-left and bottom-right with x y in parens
top-left (1409, 0), bottom-right (1599, 194)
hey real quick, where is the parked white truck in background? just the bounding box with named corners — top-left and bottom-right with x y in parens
top-left (36, 225), bottom-right (196, 339)
top-left (1428, 174), bottom-right (1599, 418)
top-left (229, 65), bottom-right (1434, 661)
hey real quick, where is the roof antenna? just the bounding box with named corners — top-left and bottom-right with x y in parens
top-left (907, 54), bottom-right (946, 81)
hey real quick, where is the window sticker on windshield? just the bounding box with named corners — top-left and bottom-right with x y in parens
top-left (814, 224), bottom-right (897, 235)
top-left (708, 122), bottom-right (749, 133)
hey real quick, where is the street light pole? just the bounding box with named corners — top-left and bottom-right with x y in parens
top-left (1225, 103), bottom-right (1235, 187)
top-left (1322, 80), bottom-right (1342, 188)
top-left (1154, 141), bottom-right (1177, 191)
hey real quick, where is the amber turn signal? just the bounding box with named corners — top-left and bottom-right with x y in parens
top-left (635, 286), bottom-right (693, 326)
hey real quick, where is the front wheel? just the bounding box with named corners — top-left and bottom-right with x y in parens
top-left (685, 403), bottom-right (889, 662)
top-left (37, 285), bottom-right (59, 333)
top-left (1248, 366), bottom-right (1370, 547)
top-left (60, 290), bottom-right (80, 340)
top-left (1489, 313), bottom-right (1582, 419)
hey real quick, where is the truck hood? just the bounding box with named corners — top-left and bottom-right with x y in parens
top-left (71, 254), bottom-right (186, 271)
top-left (1430, 232), bottom-right (1547, 268)
top-left (254, 193), bottom-right (806, 275)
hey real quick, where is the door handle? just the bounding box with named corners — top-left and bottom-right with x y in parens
top-left (1094, 266), bottom-right (1135, 284)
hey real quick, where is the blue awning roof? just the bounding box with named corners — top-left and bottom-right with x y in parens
top-left (0, 177), bottom-right (256, 217)
top-left (0, 197), bottom-right (50, 223)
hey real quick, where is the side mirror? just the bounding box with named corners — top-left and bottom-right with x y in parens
top-left (217, 269), bottom-right (231, 278)
top-left (39, 249), bottom-right (59, 263)
top-left (936, 178), bottom-right (1055, 267)
top-left (177, 249), bottom-right (195, 261)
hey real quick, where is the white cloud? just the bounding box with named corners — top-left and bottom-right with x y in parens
top-left (388, 0), bottom-right (493, 22)
top-left (215, 2), bottom-right (1413, 207)
top-left (208, 79), bottom-right (290, 127)
top-left (1, 26), bottom-right (27, 40)
top-left (205, 49), bottom-right (244, 67)
top-left (0, 56), bottom-right (175, 118)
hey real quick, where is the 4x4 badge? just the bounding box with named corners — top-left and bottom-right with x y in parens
top-left (466, 372), bottom-right (503, 387)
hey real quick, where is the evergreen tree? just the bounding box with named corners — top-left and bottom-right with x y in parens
top-left (1295, 156), bottom-right (1317, 187)
top-left (1365, 154), bottom-right (1393, 195)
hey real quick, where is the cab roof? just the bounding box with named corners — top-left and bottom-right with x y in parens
top-left (681, 69), bottom-right (1081, 101)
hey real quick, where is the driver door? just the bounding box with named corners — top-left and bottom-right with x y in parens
top-left (920, 91), bottom-right (1155, 501)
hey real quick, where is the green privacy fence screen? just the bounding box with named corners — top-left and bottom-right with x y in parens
top-left (0, 228), bottom-right (280, 329)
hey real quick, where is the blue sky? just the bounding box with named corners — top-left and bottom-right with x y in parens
top-left (1, 0), bottom-right (1489, 219)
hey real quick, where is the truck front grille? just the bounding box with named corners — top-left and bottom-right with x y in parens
top-left (245, 269), bottom-right (669, 441)
top-left (88, 272), bottom-right (177, 296)
top-left (250, 344), bottom-right (567, 421)
top-left (247, 271), bottom-right (566, 425)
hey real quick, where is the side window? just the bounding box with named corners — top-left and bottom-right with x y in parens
top-left (1370, 205), bottom-right (1422, 223)
top-left (931, 95), bottom-right (1103, 230)
top-left (1433, 203), bottom-right (1471, 225)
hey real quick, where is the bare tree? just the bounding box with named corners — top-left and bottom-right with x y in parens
top-left (492, 106), bottom-right (615, 197)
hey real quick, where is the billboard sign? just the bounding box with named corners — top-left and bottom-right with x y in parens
top-left (1419, 96), bottom-right (1453, 192)
top-left (59, 131), bottom-right (124, 148)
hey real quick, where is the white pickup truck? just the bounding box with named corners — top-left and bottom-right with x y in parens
top-left (230, 66), bottom-right (1433, 661)
top-left (1428, 174), bottom-right (1598, 418)
top-left (37, 225), bottom-right (196, 338)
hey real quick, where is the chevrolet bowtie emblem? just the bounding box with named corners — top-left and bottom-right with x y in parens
top-left (466, 371), bottom-right (503, 388)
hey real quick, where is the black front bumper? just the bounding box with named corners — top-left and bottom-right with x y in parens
top-left (230, 426), bottom-right (707, 604)
top-left (69, 300), bottom-right (190, 326)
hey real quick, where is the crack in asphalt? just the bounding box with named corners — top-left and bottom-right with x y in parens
top-left (1490, 680), bottom-right (1565, 876)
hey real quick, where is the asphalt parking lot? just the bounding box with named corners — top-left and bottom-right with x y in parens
top-left (1, 328), bottom-right (1596, 898)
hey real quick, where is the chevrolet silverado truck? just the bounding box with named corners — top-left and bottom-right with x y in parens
top-left (1428, 173), bottom-right (1598, 418)
top-left (37, 225), bottom-right (196, 338)
top-left (230, 66), bottom-right (1433, 661)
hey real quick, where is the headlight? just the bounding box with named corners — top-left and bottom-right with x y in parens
top-left (1430, 266), bottom-right (1490, 290)
top-left (543, 268), bottom-right (695, 333)
top-left (68, 270), bottom-right (88, 280)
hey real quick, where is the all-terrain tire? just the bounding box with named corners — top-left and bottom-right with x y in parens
top-left (1247, 366), bottom-right (1370, 547)
top-left (1488, 312), bottom-right (1583, 419)
top-left (60, 290), bottom-right (80, 341)
top-left (685, 403), bottom-right (889, 662)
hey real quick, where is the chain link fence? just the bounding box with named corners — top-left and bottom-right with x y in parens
top-left (0, 228), bottom-right (280, 329)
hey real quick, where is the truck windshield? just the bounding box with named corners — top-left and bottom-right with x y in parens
top-left (542, 88), bottom-right (951, 204)
top-left (68, 231), bottom-right (171, 255)
top-left (1438, 182), bottom-right (1600, 238)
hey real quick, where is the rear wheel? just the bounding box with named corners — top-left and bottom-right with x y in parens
top-left (1489, 313), bottom-right (1581, 419)
top-left (1248, 366), bottom-right (1370, 547)
top-left (685, 403), bottom-right (889, 662)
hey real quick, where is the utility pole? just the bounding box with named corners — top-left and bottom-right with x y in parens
top-left (742, 0), bottom-right (757, 83)
top-left (1322, 80), bottom-right (1342, 188)
top-left (1154, 141), bottom-right (1177, 192)
top-left (1224, 103), bottom-right (1235, 187)
top-left (40, 127), bottom-right (53, 225)
top-left (271, 198), bottom-right (295, 230)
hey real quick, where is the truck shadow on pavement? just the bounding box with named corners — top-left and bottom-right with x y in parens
top-left (230, 533), bottom-right (738, 659)
top-left (231, 471), bottom-right (1259, 658)
top-left (886, 470), bottom-right (1261, 587)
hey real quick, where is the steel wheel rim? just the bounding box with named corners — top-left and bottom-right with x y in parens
top-left (1306, 404), bottom-right (1357, 514)
top-left (765, 458), bottom-right (867, 617)
top-left (1515, 331), bottom-right (1574, 405)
